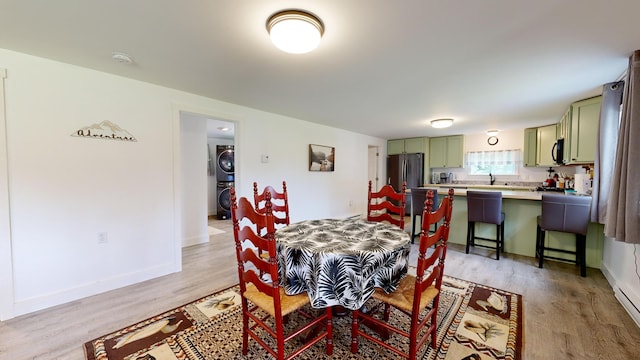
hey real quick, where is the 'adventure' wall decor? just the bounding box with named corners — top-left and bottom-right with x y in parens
top-left (71, 120), bottom-right (137, 142)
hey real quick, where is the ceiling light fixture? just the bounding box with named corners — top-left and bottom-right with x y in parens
top-left (267, 10), bottom-right (324, 54)
top-left (430, 118), bottom-right (454, 129)
top-left (486, 129), bottom-right (500, 136)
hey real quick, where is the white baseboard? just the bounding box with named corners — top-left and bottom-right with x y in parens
top-left (10, 262), bottom-right (179, 319)
top-left (615, 286), bottom-right (640, 328)
top-left (601, 261), bottom-right (640, 328)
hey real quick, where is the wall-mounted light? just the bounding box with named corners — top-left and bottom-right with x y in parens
top-left (430, 118), bottom-right (454, 129)
top-left (217, 127), bottom-right (230, 132)
top-left (267, 10), bottom-right (324, 54)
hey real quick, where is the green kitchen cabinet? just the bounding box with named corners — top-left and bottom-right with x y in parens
top-left (568, 96), bottom-right (601, 164)
top-left (536, 124), bottom-right (557, 167)
top-left (387, 137), bottom-right (426, 155)
top-left (429, 135), bottom-right (463, 168)
top-left (523, 127), bottom-right (538, 167)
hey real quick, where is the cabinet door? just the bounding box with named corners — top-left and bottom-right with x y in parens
top-left (523, 128), bottom-right (537, 167)
top-left (445, 135), bottom-right (464, 168)
top-left (569, 96), bottom-right (601, 163)
top-left (536, 124), bottom-right (556, 166)
top-left (429, 137), bottom-right (446, 167)
top-left (387, 139), bottom-right (405, 155)
top-left (403, 137), bottom-right (425, 153)
top-left (559, 108), bottom-right (571, 164)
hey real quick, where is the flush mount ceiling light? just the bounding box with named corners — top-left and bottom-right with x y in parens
top-left (430, 118), bottom-right (454, 129)
top-left (486, 129), bottom-right (500, 136)
top-left (267, 10), bottom-right (324, 54)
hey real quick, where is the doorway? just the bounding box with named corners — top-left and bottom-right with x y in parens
top-left (178, 111), bottom-right (236, 248)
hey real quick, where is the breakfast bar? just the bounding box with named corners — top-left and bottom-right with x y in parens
top-left (412, 186), bottom-right (605, 268)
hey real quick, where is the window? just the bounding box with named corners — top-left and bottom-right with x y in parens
top-left (466, 149), bottom-right (521, 175)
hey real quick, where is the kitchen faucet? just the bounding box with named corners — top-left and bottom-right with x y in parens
top-left (489, 173), bottom-right (496, 185)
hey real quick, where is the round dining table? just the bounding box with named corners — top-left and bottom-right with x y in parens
top-left (276, 218), bottom-right (410, 311)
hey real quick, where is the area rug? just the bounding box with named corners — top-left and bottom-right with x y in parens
top-left (84, 276), bottom-right (523, 360)
top-left (208, 226), bottom-right (225, 236)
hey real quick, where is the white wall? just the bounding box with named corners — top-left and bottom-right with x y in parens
top-left (180, 117), bottom-right (208, 247)
top-left (0, 48), bottom-right (386, 319)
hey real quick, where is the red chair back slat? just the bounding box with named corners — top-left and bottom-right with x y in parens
top-left (367, 181), bottom-right (406, 229)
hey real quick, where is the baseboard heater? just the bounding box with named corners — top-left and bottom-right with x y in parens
top-left (615, 286), bottom-right (640, 328)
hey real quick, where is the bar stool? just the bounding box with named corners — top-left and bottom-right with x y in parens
top-left (410, 188), bottom-right (438, 243)
top-left (536, 194), bottom-right (591, 277)
top-left (466, 191), bottom-right (505, 260)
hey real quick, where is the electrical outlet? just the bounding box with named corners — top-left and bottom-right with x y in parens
top-left (97, 232), bottom-right (108, 244)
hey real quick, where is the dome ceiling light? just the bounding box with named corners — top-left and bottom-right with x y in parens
top-left (430, 118), bottom-right (454, 129)
top-left (267, 10), bottom-right (324, 54)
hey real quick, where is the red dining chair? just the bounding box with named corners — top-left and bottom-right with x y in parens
top-left (352, 188), bottom-right (454, 360)
top-left (253, 180), bottom-right (290, 228)
top-left (230, 188), bottom-right (333, 359)
top-left (367, 181), bottom-right (407, 230)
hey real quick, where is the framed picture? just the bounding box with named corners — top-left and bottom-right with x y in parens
top-left (309, 144), bottom-right (335, 171)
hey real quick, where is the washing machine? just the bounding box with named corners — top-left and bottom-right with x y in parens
top-left (217, 181), bottom-right (233, 220)
top-left (216, 145), bottom-right (234, 182)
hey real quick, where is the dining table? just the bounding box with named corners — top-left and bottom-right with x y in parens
top-left (275, 218), bottom-right (411, 311)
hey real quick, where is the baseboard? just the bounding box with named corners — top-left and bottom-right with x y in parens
top-left (615, 286), bottom-right (640, 328)
top-left (601, 261), bottom-right (640, 328)
top-left (10, 262), bottom-right (179, 319)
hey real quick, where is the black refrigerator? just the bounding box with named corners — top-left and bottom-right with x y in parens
top-left (387, 153), bottom-right (424, 215)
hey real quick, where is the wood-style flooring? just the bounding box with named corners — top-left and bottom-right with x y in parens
top-left (1, 218), bottom-right (639, 359)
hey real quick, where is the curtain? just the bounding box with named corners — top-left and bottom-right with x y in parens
top-left (591, 80), bottom-right (623, 223)
top-left (465, 149), bottom-right (521, 175)
top-left (604, 50), bottom-right (640, 244)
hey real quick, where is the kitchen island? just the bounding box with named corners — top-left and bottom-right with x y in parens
top-left (412, 186), bottom-right (604, 268)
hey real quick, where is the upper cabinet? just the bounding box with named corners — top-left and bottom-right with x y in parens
top-left (536, 124), bottom-right (557, 167)
top-left (523, 127), bottom-right (538, 167)
top-left (429, 135), bottom-right (464, 168)
top-left (568, 96), bottom-right (601, 164)
top-left (387, 137), bottom-right (426, 155)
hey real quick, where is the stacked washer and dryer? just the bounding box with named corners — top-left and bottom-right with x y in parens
top-left (216, 145), bottom-right (234, 220)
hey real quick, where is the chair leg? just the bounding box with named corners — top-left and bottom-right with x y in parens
top-left (535, 225), bottom-right (540, 259)
top-left (411, 214), bottom-right (419, 244)
top-left (495, 224), bottom-right (500, 260)
top-left (326, 307), bottom-right (333, 355)
top-left (350, 310), bottom-right (359, 353)
top-left (538, 228), bottom-right (545, 269)
top-left (466, 222), bottom-right (473, 254)
top-left (577, 234), bottom-right (587, 277)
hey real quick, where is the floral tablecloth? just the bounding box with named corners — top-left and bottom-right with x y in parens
top-left (276, 218), bottom-right (410, 310)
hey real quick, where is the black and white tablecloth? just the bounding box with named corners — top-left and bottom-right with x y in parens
top-left (276, 218), bottom-right (410, 310)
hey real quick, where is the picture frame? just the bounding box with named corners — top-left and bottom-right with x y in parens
top-left (309, 144), bottom-right (335, 172)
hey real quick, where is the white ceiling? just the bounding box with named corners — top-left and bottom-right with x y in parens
top-left (1, 1), bottom-right (637, 139)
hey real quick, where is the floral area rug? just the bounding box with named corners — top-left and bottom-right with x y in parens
top-left (84, 276), bottom-right (523, 360)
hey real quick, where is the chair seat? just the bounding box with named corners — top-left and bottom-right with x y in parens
top-left (372, 275), bottom-right (439, 313)
top-left (244, 283), bottom-right (310, 318)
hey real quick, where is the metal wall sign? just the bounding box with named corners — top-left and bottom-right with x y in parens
top-left (71, 120), bottom-right (137, 142)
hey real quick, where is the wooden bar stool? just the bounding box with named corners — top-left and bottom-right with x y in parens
top-left (410, 188), bottom-right (438, 243)
top-left (536, 194), bottom-right (591, 277)
top-left (466, 191), bottom-right (505, 260)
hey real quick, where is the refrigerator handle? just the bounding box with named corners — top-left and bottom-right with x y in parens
top-left (401, 159), bottom-right (406, 182)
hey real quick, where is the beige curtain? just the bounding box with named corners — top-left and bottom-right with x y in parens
top-left (591, 80), bottom-right (623, 223)
top-left (604, 50), bottom-right (640, 243)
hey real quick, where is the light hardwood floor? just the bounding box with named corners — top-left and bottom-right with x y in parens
top-left (1, 218), bottom-right (639, 359)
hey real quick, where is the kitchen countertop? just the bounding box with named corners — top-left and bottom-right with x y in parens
top-left (412, 186), bottom-right (591, 201)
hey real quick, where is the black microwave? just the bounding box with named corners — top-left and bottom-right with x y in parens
top-left (552, 138), bottom-right (564, 165)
